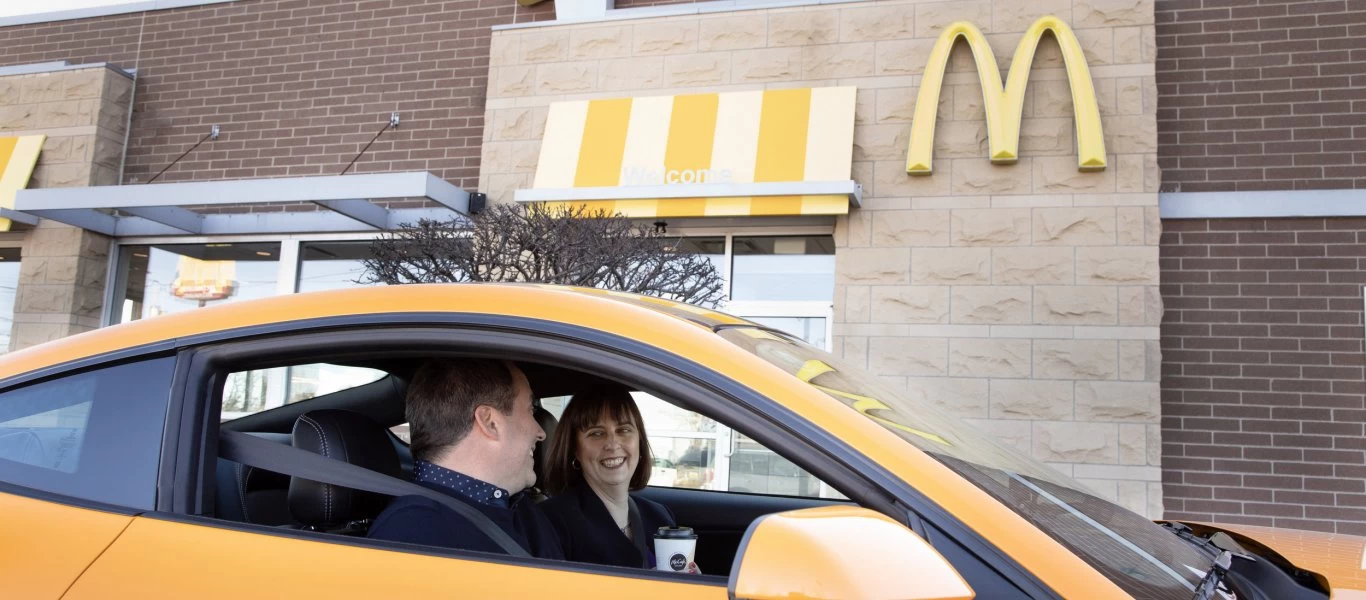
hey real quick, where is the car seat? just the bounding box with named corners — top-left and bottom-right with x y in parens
top-left (287, 409), bottom-right (402, 533)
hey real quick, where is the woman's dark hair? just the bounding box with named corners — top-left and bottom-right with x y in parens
top-left (543, 385), bottom-right (653, 495)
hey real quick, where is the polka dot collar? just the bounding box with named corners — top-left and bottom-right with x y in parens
top-left (413, 460), bottom-right (516, 509)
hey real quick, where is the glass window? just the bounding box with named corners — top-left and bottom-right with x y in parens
top-left (113, 243), bottom-right (281, 324)
top-left (745, 316), bottom-right (826, 350)
top-left (222, 363), bottom-right (387, 421)
top-left (0, 357), bottom-right (175, 509)
top-left (0, 247), bottom-right (20, 352)
top-left (297, 241), bottom-right (379, 293)
top-left (668, 236), bottom-right (725, 276)
top-left (730, 236), bottom-right (834, 302)
top-left (542, 390), bottom-right (841, 499)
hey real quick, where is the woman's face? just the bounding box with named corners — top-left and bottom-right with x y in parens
top-left (575, 411), bottom-right (640, 491)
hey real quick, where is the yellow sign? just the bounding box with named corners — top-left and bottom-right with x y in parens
top-left (906, 16), bottom-right (1106, 176)
top-left (172, 256), bottom-right (237, 301)
top-left (0, 135), bottom-right (46, 231)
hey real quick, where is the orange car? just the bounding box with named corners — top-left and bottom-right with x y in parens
top-left (0, 284), bottom-right (1359, 599)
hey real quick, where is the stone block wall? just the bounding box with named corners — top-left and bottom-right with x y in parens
top-left (483, 0), bottom-right (1164, 515)
top-left (0, 66), bottom-right (133, 350)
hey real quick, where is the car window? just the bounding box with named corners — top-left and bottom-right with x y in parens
top-left (222, 363), bottom-right (386, 421)
top-left (0, 357), bottom-right (174, 509)
top-left (541, 392), bottom-right (845, 500)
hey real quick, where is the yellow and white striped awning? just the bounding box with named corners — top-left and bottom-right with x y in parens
top-left (0, 136), bottom-right (44, 231)
top-left (519, 87), bottom-right (859, 219)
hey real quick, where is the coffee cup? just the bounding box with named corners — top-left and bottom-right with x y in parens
top-left (653, 526), bottom-right (697, 572)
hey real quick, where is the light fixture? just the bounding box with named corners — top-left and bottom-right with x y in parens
top-left (255, 251), bottom-right (272, 257)
top-left (133, 252), bottom-right (148, 258)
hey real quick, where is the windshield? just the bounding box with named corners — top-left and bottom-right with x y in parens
top-left (720, 327), bottom-right (1209, 600)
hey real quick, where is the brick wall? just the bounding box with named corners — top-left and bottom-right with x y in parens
top-left (0, 0), bottom-right (555, 190)
top-left (1161, 217), bottom-right (1366, 535)
top-left (1155, 0), bottom-right (1366, 192)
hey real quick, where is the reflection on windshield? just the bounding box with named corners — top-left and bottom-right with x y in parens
top-left (720, 327), bottom-right (1209, 600)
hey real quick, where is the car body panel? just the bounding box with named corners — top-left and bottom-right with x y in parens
top-left (0, 491), bottom-right (132, 599)
top-left (0, 285), bottom-right (1121, 597)
top-left (63, 516), bottom-right (727, 599)
top-left (1206, 522), bottom-right (1366, 597)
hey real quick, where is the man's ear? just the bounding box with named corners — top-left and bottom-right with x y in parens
top-left (472, 405), bottom-right (501, 440)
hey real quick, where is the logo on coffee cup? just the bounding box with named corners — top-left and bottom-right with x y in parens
top-left (669, 553), bottom-right (687, 571)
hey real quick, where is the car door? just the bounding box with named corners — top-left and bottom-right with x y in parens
top-left (0, 355), bottom-right (176, 599)
top-left (61, 518), bottom-right (727, 599)
top-left (64, 325), bottom-right (733, 599)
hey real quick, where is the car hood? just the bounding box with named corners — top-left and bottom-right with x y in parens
top-left (1190, 522), bottom-right (1366, 597)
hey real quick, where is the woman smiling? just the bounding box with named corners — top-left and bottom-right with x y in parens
top-left (540, 386), bottom-right (696, 571)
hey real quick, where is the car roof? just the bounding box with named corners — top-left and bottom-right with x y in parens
top-left (0, 284), bottom-right (759, 381)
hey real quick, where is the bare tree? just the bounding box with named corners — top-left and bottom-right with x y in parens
top-left (361, 202), bottom-right (725, 307)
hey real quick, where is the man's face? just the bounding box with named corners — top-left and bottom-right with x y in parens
top-left (500, 367), bottom-right (544, 493)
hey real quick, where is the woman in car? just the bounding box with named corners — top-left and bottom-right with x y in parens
top-left (540, 386), bottom-right (696, 571)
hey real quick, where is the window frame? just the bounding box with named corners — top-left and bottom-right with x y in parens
top-left (0, 350), bottom-right (180, 513)
top-left (104, 226), bottom-right (838, 327)
top-left (151, 312), bottom-right (1056, 598)
top-left (161, 317), bottom-right (905, 574)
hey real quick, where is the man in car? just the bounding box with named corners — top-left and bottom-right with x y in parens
top-left (368, 358), bottom-right (564, 559)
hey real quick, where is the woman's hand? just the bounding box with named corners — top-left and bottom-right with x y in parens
top-left (686, 561), bottom-right (702, 575)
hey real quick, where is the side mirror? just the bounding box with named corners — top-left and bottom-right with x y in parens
top-left (728, 506), bottom-right (974, 600)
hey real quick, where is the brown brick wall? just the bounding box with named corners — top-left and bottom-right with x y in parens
top-left (0, 0), bottom-right (556, 190)
top-left (1161, 217), bottom-right (1366, 535)
top-left (1155, 0), bottom-right (1366, 192)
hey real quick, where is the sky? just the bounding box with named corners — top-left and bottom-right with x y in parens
top-left (0, 0), bottom-right (148, 19)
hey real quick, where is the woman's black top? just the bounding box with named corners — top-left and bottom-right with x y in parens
top-left (540, 482), bottom-right (677, 569)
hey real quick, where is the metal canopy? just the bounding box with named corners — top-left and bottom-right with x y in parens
top-left (13, 172), bottom-right (470, 237)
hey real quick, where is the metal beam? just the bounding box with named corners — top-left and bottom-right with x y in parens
top-left (15, 172), bottom-right (453, 211)
top-left (314, 199), bottom-right (389, 229)
top-left (423, 173), bottom-right (471, 213)
top-left (24, 209), bottom-right (118, 236)
top-left (0, 208), bottom-right (39, 226)
top-left (1160, 189), bottom-right (1366, 219)
top-left (12, 171), bottom-right (472, 237)
top-left (102, 207), bottom-right (465, 237)
top-left (119, 206), bottom-right (204, 234)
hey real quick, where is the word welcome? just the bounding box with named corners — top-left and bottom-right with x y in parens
top-left (620, 167), bottom-right (733, 186)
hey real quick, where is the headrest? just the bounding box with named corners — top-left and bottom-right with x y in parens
top-left (531, 405), bottom-right (558, 501)
top-left (288, 409), bottom-right (401, 528)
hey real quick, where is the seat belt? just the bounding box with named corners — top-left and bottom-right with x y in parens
top-left (219, 430), bottom-right (532, 558)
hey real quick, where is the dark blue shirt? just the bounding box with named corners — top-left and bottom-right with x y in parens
top-left (367, 461), bottom-right (563, 559)
top-left (412, 460), bottom-right (515, 508)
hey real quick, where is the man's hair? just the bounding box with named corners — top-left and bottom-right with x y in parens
top-left (406, 358), bottom-right (520, 462)
top-left (542, 385), bottom-right (653, 495)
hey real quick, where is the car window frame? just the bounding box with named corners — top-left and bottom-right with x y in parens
top-left (0, 350), bottom-right (181, 514)
top-left (157, 313), bottom-right (1056, 597)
